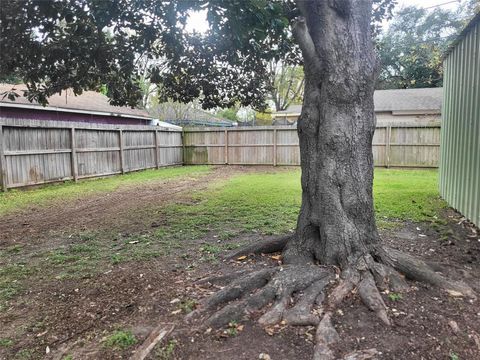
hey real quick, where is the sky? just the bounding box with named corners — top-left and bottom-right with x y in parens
top-left (185, 0), bottom-right (467, 33)
top-left (396, 0), bottom-right (461, 10)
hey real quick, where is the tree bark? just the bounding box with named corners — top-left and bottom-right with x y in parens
top-left (285, 0), bottom-right (379, 267)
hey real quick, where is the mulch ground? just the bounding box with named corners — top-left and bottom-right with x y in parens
top-left (0, 166), bottom-right (479, 360)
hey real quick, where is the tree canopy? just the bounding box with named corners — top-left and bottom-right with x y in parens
top-left (1, 0), bottom-right (394, 109)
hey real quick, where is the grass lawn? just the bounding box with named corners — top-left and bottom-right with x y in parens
top-left (0, 165), bottom-right (210, 216)
top-left (373, 169), bottom-right (445, 222)
top-left (0, 167), bottom-right (445, 310)
top-left (158, 168), bottom-right (444, 243)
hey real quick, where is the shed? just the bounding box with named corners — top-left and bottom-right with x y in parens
top-left (439, 12), bottom-right (480, 227)
top-left (272, 88), bottom-right (443, 126)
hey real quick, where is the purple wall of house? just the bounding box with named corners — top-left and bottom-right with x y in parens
top-left (0, 107), bottom-right (151, 125)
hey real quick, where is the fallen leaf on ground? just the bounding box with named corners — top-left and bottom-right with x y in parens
top-left (171, 309), bottom-right (182, 315)
top-left (447, 290), bottom-right (463, 297)
top-left (236, 256), bottom-right (247, 261)
top-left (271, 255), bottom-right (282, 260)
top-left (448, 320), bottom-right (460, 334)
top-left (264, 327), bottom-right (275, 336)
top-left (472, 332), bottom-right (480, 350)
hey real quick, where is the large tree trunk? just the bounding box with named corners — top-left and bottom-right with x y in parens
top-left (284, 0), bottom-right (379, 267)
top-left (188, 3), bottom-right (475, 356)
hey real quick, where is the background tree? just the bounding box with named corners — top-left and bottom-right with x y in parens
top-left (267, 61), bottom-right (304, 111)
top-left (255, 110), bottom-right (274, 126)
top-left (216, 107), bottom-right (240, 122)
top-left (148, 98), bottom-right (199, 123)
top-left (462, 0), bottom-right (480, 18)
top-left (1, 1), bottom-right (475, 358)
top-left (376, 4), bottom-right (470, 89)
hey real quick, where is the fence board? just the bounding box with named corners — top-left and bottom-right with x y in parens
top-left (0, 119), bottom-right (182, 190)
top-left (184, 124), bottom-right (441, 168)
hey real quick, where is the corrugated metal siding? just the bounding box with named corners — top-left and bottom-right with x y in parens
top-left (440, 18), bottom-right (480, 226)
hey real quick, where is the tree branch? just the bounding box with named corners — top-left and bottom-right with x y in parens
top-left (291, 17), bottom-right (322, 74)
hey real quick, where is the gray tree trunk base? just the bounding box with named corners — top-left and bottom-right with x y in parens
top-left (188, 236), bottom-right (476, 359)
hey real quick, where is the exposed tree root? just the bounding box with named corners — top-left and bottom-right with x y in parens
top-left (188, 238), bottom-right (476, 359)
top-left (283, 278), bottom-right (329, 326)
top-left (314, 312), bottom-right (340, 360)
top-left (375, 246), bottom-right (477, 299)
top-left (185, 268), bottom-right (276, 323)
top-left (357, 272), bottom-right (390, 325)
top-left (189, 265), bottom-right (334, 328)
top-left (369, 261), bottom-right (409, 293)
top-left (225, 234), bottom-right (292, 260)
top-left (342, 349), bottom-right (379, 360)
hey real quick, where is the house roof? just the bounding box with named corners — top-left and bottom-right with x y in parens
top-left (373, 87), bottom-right (442, 112)
top-left (273, 88), bottom-right (443, 115)
top-left (0, 84), bottom-right (152, 120)
top-left (444, 11), bottom-right (480, 59)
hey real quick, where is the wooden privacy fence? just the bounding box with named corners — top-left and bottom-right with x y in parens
top-left (0, 120), bottom-right (440, 191)
top-left (0, 119), bottom-right (182, 190)
top-left (183, 123), bottom-right (441, 168)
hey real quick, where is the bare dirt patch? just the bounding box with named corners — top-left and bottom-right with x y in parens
top-left (0, 167), bottom-right (479, 360)
top-left (0, 166), bottom-right (233, 247)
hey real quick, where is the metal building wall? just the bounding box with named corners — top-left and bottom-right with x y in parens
top-left (440, 15), bottom-right (480, 226)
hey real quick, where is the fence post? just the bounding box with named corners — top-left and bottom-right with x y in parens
top-left (119, 129), bottom-right (125, 173)
top-left (70, 127), bottom-right (78, 181)
top-left (154, 130), bottom-right (160, 169)
top-left (0, 125), bottom-right (8, 191)
top-left (385, 125), bottom-right (391, 168)
top-left (273, 128), bottom-right (277, 166)
top-left (224, 129), bottom-right (229, 164)
top-left (181, 130), bottom-right (186, 165)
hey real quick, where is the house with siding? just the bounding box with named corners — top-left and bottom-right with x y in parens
top-left (440, 12), bottom-right (480, 227)
top-left (0, 84), bottom-right (161, 126)
top-left (272, 87), bottom-right (443, 126)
